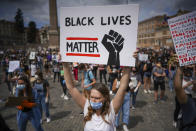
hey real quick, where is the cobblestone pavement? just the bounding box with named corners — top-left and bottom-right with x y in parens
top-left (0, 68), bottom-right (178, 131)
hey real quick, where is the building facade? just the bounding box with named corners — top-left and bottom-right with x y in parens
top-left (137, 10), bottom-right (190, 50)
top-left (137, 16), bottom-right (172, 50)
top-left (39, 25), bottom-right (49, 45)
top-left (0, 20), bottom-right (24, 47)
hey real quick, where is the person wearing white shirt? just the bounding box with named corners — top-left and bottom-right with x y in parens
top-left (61, 50), bottom-right (138, 131)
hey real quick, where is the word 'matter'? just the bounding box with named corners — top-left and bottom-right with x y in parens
top-left (66, 42), bottom-right (99, 53)
top-left (65, 15), bottom-right (131, 27)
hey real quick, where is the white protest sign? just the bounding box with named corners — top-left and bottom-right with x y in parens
top-left (0, 51), bottom-right (4, 54)
top-left (139, 53), bottom-right (148, 62)
top-left (52, 55), bottom-right (57, 61)
top-left (60, 4), bottom-right (139, 66)
top-left (29, 52), bottom-right (36, 60)
top-left (8, 61), bottom-right (20, 72)
top-left (168, 11), bottom-right (196, 66)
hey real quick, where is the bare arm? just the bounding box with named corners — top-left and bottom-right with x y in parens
top-left (84, 78), bottom-right (96, 89)
top-left (174, 67), bottom-right (188, 104)
top-left (46, 86), bottom-right (49, 98)
top-left (154, 72), bottom-right (162, 77)
top-left (63, 63), bottom-right (86, 109)
top-left (112, 67), bottom-right (130, 114)
top-left (182, 81), bottom-right (193, 89)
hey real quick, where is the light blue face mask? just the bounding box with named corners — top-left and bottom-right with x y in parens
top-left (16, 84), bottom-right (26, 90)
top-left (90, 101), bottom-right (103, 110)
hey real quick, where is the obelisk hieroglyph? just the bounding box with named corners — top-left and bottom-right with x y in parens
top-left (48, 0), bottom-right (59, 49)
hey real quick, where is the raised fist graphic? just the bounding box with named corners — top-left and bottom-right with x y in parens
top-left (101, 30), bottom-right (124, 66)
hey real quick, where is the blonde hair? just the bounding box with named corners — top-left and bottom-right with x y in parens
top-left (84, 83), bottom-right (111, 125)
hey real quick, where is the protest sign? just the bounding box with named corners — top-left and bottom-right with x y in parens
top-left (0, 51), bottom-right (4, 54)
top-left (168, 11), bottom-right (196, 66)
top-left (139, 53), bottom-right (148, 62)
top-left (60, 4), bottom-right (139, 66)
top-left (8, 61), bottom-right (20, 72)
top-left (29, 52), bottom-right (36, 60)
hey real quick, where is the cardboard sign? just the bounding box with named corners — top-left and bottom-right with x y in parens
top-left (139, 53), bottom-right (148, 62)
top-left (8, 61), bottom-right (20, 72)
top-left (60, 4), bottom-right (139, 66)
top-left (168, 11), bottom-right (196, 66)
top-left (29, 52), bottom-right (36, 60)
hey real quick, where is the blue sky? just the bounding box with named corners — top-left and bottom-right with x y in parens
top-left (0, 0), bottom-right (195, 28)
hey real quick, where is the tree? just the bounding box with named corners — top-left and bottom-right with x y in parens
top-left (27, 21), bottom-right (37, 43)
top-left (14, 8), bottom-right (24, 33)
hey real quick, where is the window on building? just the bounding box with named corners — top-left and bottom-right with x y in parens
top-left (144, 40), bottom-right (146, 44)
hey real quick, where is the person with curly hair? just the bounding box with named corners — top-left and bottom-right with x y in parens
top-left (63, 62), bottom-right (131, 131)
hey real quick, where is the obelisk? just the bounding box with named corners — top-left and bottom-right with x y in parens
top-left (48, 0), bottom-right (59, 49)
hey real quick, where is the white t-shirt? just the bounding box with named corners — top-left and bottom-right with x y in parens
top-left (183, 79), bottom-right (193, 95)
top-left (84, 100), bottom-right (116, 131)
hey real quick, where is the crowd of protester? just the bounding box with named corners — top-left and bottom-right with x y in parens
top-left (0, 47), bottom-right (196, 131)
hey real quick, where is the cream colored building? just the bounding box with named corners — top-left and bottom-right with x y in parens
top-left (39, 25), bottom-right (49, 45)
top-left (137, 10), bottom-right (190, 50)
top-left (137, 15), bottom-right (172, 50)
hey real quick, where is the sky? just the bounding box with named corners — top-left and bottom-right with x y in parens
top-left (0, 0), bottom-right (195, 28)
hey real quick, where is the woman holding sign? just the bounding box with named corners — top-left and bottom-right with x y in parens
top-left (62, 51), bottom-right (137, 131)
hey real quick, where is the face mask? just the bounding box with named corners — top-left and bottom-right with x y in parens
top-left (16, 84), bottom-right (26, 90)
top-left (90, 100), bottom-right (103, 110)
top-left (35, 75), bottom-right (39, 79)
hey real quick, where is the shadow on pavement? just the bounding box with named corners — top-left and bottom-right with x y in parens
top-left (4, 113), bottom-right (16, 120)
top-left (135, 100), bottom-right (147, 108)
top-left (51, 111), bottom-right (71, 121)
top-left (49, 103), bottom-right (56, 109)
top-left (128, 115), bottom-right (144, 128)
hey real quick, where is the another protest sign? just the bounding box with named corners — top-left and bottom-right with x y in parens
top-left (60, 4), bottom-right (139, 66)
top-left (8, 61), bottom-right (20, 72)
top-left (168, 11), bottom-right (196, 66)
top-left (29, 52), bottom-right (36, 60)
top-left (138, 53), bottom-right (148, 62)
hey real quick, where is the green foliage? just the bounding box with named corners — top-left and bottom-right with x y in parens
top-left (14, 8), bottom-right (24, 33)
top-left (27, 21), bottom-right (37, 43)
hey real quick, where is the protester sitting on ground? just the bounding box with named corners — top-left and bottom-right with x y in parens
top-left (62, 51), bottom-right (137, 131)
top-left (174, 66), bottom-right (196, 131)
